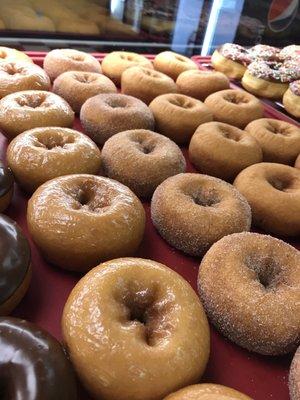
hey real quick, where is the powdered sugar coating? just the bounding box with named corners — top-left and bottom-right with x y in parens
top-left (198, 232), bottom-right (300, 355)
top-left (219, 43), bottom-right (251, 66)
top-left (289, 346), bottom-right (300, 400)
top-left (290, 80), bottom-right (300, 96)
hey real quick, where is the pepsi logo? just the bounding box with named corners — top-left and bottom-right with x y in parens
top-left (268, 0), bottom-right (299, 32)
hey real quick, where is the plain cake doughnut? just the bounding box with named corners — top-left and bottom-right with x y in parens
top-left (151, 173), bottom-right (251, 256)
top-left (164, 384), bottom-right (252, 400)
top-left (290, 347), bottom-right (300, 400)
top-left (153, 51), bottom-right (198, 80)
top-left (198, 232), bottom-right (300, 355)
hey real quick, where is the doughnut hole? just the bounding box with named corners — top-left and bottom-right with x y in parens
top-left (245, 254), bottom-right (282, 290)
top-left (105, 97), bottom-right (128, 109)
top-left (268, 173), bottom-right (300, 193)
top-left (16, 92), bottom-right (47, 108)
top-left (224, 92), bottom-right (249, 104)
top-left (34, 130), bottom-right (75, 150)
top-left (69, 54), bottom-right (85, 62)
top-left (168, 95), bottom-right (196, 109)
top-left (132, 135), bottom-right (156, 154)
top-left (74, 73), bottom-right (98, 84)
top-left (70, 180), bottom-right (113, 213)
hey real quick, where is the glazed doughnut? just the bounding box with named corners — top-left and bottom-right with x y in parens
top-left (7, 127), bottom-right (101, 193)
top-left (245, 118), bottom-right (300, 164)
top-left (151, 173), bottom-right (251, 256)
top-left (80, 93), bottom-right (154, 145)
top-left (283, 80), bottom-right (300, 118)
top-left (0, 61), bottom-right (50, 98)
top-left (0, 215), bottom-right (31, 315)
top-left (43, 48), bottom-right (102, 81)
top-left (153, 51), bottom-right (198, 80)
top-left (211, 43), bottom-right (251, 79)
top-left (102, 129), bottom-right (186, 198)
top-left (280, 45), bottom-right (300, 60)
top-left (248, 44), bottom-right (281, 61)
top-left (0, 90), bottom-right (74, 139)
top-left (27, 175), bottom-right (145, 271)
top-left (121, 66), bottom-right (177, 105)
top-left (62, 257), bottom-right (210, 400)
top-left (149, 93), bottom-right (213, 144)
top-left (101, 51), bottom-right (153, 85)
top-left (198, 232), bottom-right (300, 355)
top-left (164, 384), bottom-right (252, 400)
top-left (53, 71), bottom-right (117, 113)
top-left (204, 89), bottom-right (263, 129)
top-left (0, 161), bottom-right (14, 212)
top-left (189, 122), bottom-right (262, 181)
top-left (176, 70), bottom-right (230, 101)
top-left (0, 46), bottom-right (32, 63)
top-left (0, 317), bottom-right (77, 399)
top-left (234, 162), bottom-right (300, 236)
top-left (290, 347), bottom-right (300, 400)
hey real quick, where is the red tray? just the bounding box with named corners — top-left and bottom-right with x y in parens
top-left (3, 52), bottom-right (298, 400)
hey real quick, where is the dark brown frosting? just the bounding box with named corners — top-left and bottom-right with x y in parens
top-left (0, 317), bottom-right (77, 399)
top-left (0, 214), bottom-right (30, 305)
top-left (0, 161), bottom-right (14, 197)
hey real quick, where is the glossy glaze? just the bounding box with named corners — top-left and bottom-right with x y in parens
top-left (0, 161), bottom-right (14, 197)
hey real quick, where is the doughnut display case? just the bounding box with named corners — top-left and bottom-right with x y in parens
top-left (0, 51), bottom-right (298, 400)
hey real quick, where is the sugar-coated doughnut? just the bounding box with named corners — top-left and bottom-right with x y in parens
top-left (151, 173), bottom-right (251, 256)
top-left (53, 71), bottom-right (117, 113)
top-left (211, 43), bottom-right (251, 79)
top-left (149, 93), bottom-right (213, 144)
top-left (43, 48), bottom-right (102, 81)
top-left (80, 93), bottom-right (154, 145)
top-left (153, 51), bottom-right (198, 80)
top-left (283, 80), bottom-right (300, 118)
top-left (102, 51), bottom-right (153, 85)
top-left (7, 127), bottom-right (101, 193)
top-left (0, 61), bottom-right (50, 98)
top-left (198, 232), bottom-right (300, 355)
top-left (0, 46), bottom-right (33, 63)
top-left (245, 118), bottom-right (300, 165)
top-left (102, 129), bottom-right (186, 198)
top-left (0, 90), bottom-right (74, 139)
top-left (0, 215), bottom-right (31, 315)
top-left (121, 66), bottom-right (177, 105)
top-left (0, 317), bottom-right (77, 399)
top-left (204, 89), bottom-right (263, 129)
top-left (189, 122), bottom-right (262, 181)
top-left (164, 384), bottom-right (252, 400)
top-left (0, 160), bottom-right (14, 212)
top-left (27, 175), bottom-right (145, 272)
top-left (176, 70), bottom-right (230, 101)
top-left (234, 162), bottom-right (300, 236)
top-left (290, 347), bottom-right (300, 400)
top-left (62, 257), bottom-right (210, 400)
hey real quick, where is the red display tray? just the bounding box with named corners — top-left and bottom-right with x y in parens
top-left (3, 52), bottom-right (298, 400)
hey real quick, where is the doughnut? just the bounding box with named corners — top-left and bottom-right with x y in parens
top-left (189, 122), bottom-right (262, 181)
top-left (245, 118), bottom-right (300, 164)
top-left (248, 44), bottom-right (281, 61)
top-left (101, 51), bottom-right (153, 85)
top-left (121, 66), bottom-right (177, 105)
top-left (27, 175), bottom-right (145, 271)
top-left (0, 46), bottom-right (32, 63)
top-left (204, 89), bottom-right (263, 129)
top-left (0, 61), bottom-right (50, 99)
top-left (43, 48), bottom-right (102, 81)
top-left (233, 162), bottom-right (300, 236)
top-left (280, 45), bottom-right (300, 60)
top-left (0, 90), bottom-right (74, 139)
top-left (198, 232), bottom-right (300, 355)
top-left (53, 71), bottom-right (117, 113)
top-left (290, 347), bottom-right (300, 400)
top-left (7, 127), bottom-right (101, 193)
top-left (164, 384), bottom-right (252, 400)
top-left (102, 129), bottom-right (186, 198)
top-left (0, 317), bottom-right (77, 398)
top-left (176, 70), bottom-right (230, 101)
top-left (80, 93), bottom-right (155, 145)
top-left (149, 93), bottom-right (213, 144)
top-left (153, 51), bottom-right (198, 80)
top-left (56, 18), bottom-right (99, 35)
top-left (211, 43), bottom-right (251, 79)
top-left (283, 80), bottom-right (300, 118)
top-left (62, 257), bottom-right (210, 400)
top-left (151, 173), bottom-right (251, 256)
top-left (0, 215), bottom-right (31, 315)
top-left (0, 160), bottom-right (14, 212)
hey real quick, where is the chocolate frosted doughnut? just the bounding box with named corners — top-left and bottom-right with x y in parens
top-left (198, 232), bottom-right (300, 355)
top-left (234, 162), bottom-right (300, 236)
top-left (80, 93), bottom-right (154, 145)
top-left (204, 89), bottom-right (263, 129)
top-left (0, 90), bottom-right (74, 139)
top-left (0, 317), bottom-right (77, 399)
top-left (290, 347), bottom-right (300, 400)
top-left (0, 215), bottom-right (31, 315)
top-left (245, 118), bottom-right (300, 165)
top-left (0, 161), bottom-right (14, 212)
top-left (189, 122), bottom-right (262, 181)
top-left (153, 51), bottom-right (198, 80)
top-left (164, 384), bottom-right (252, 400)
top-left (151, 173), bottom-right (251, 256)
top-left (211, 43), bottom-right (251, 79)
top-left (102, 129), bottom-right (186, 198)
top-left (283, 80), bottom-right (300, 118)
